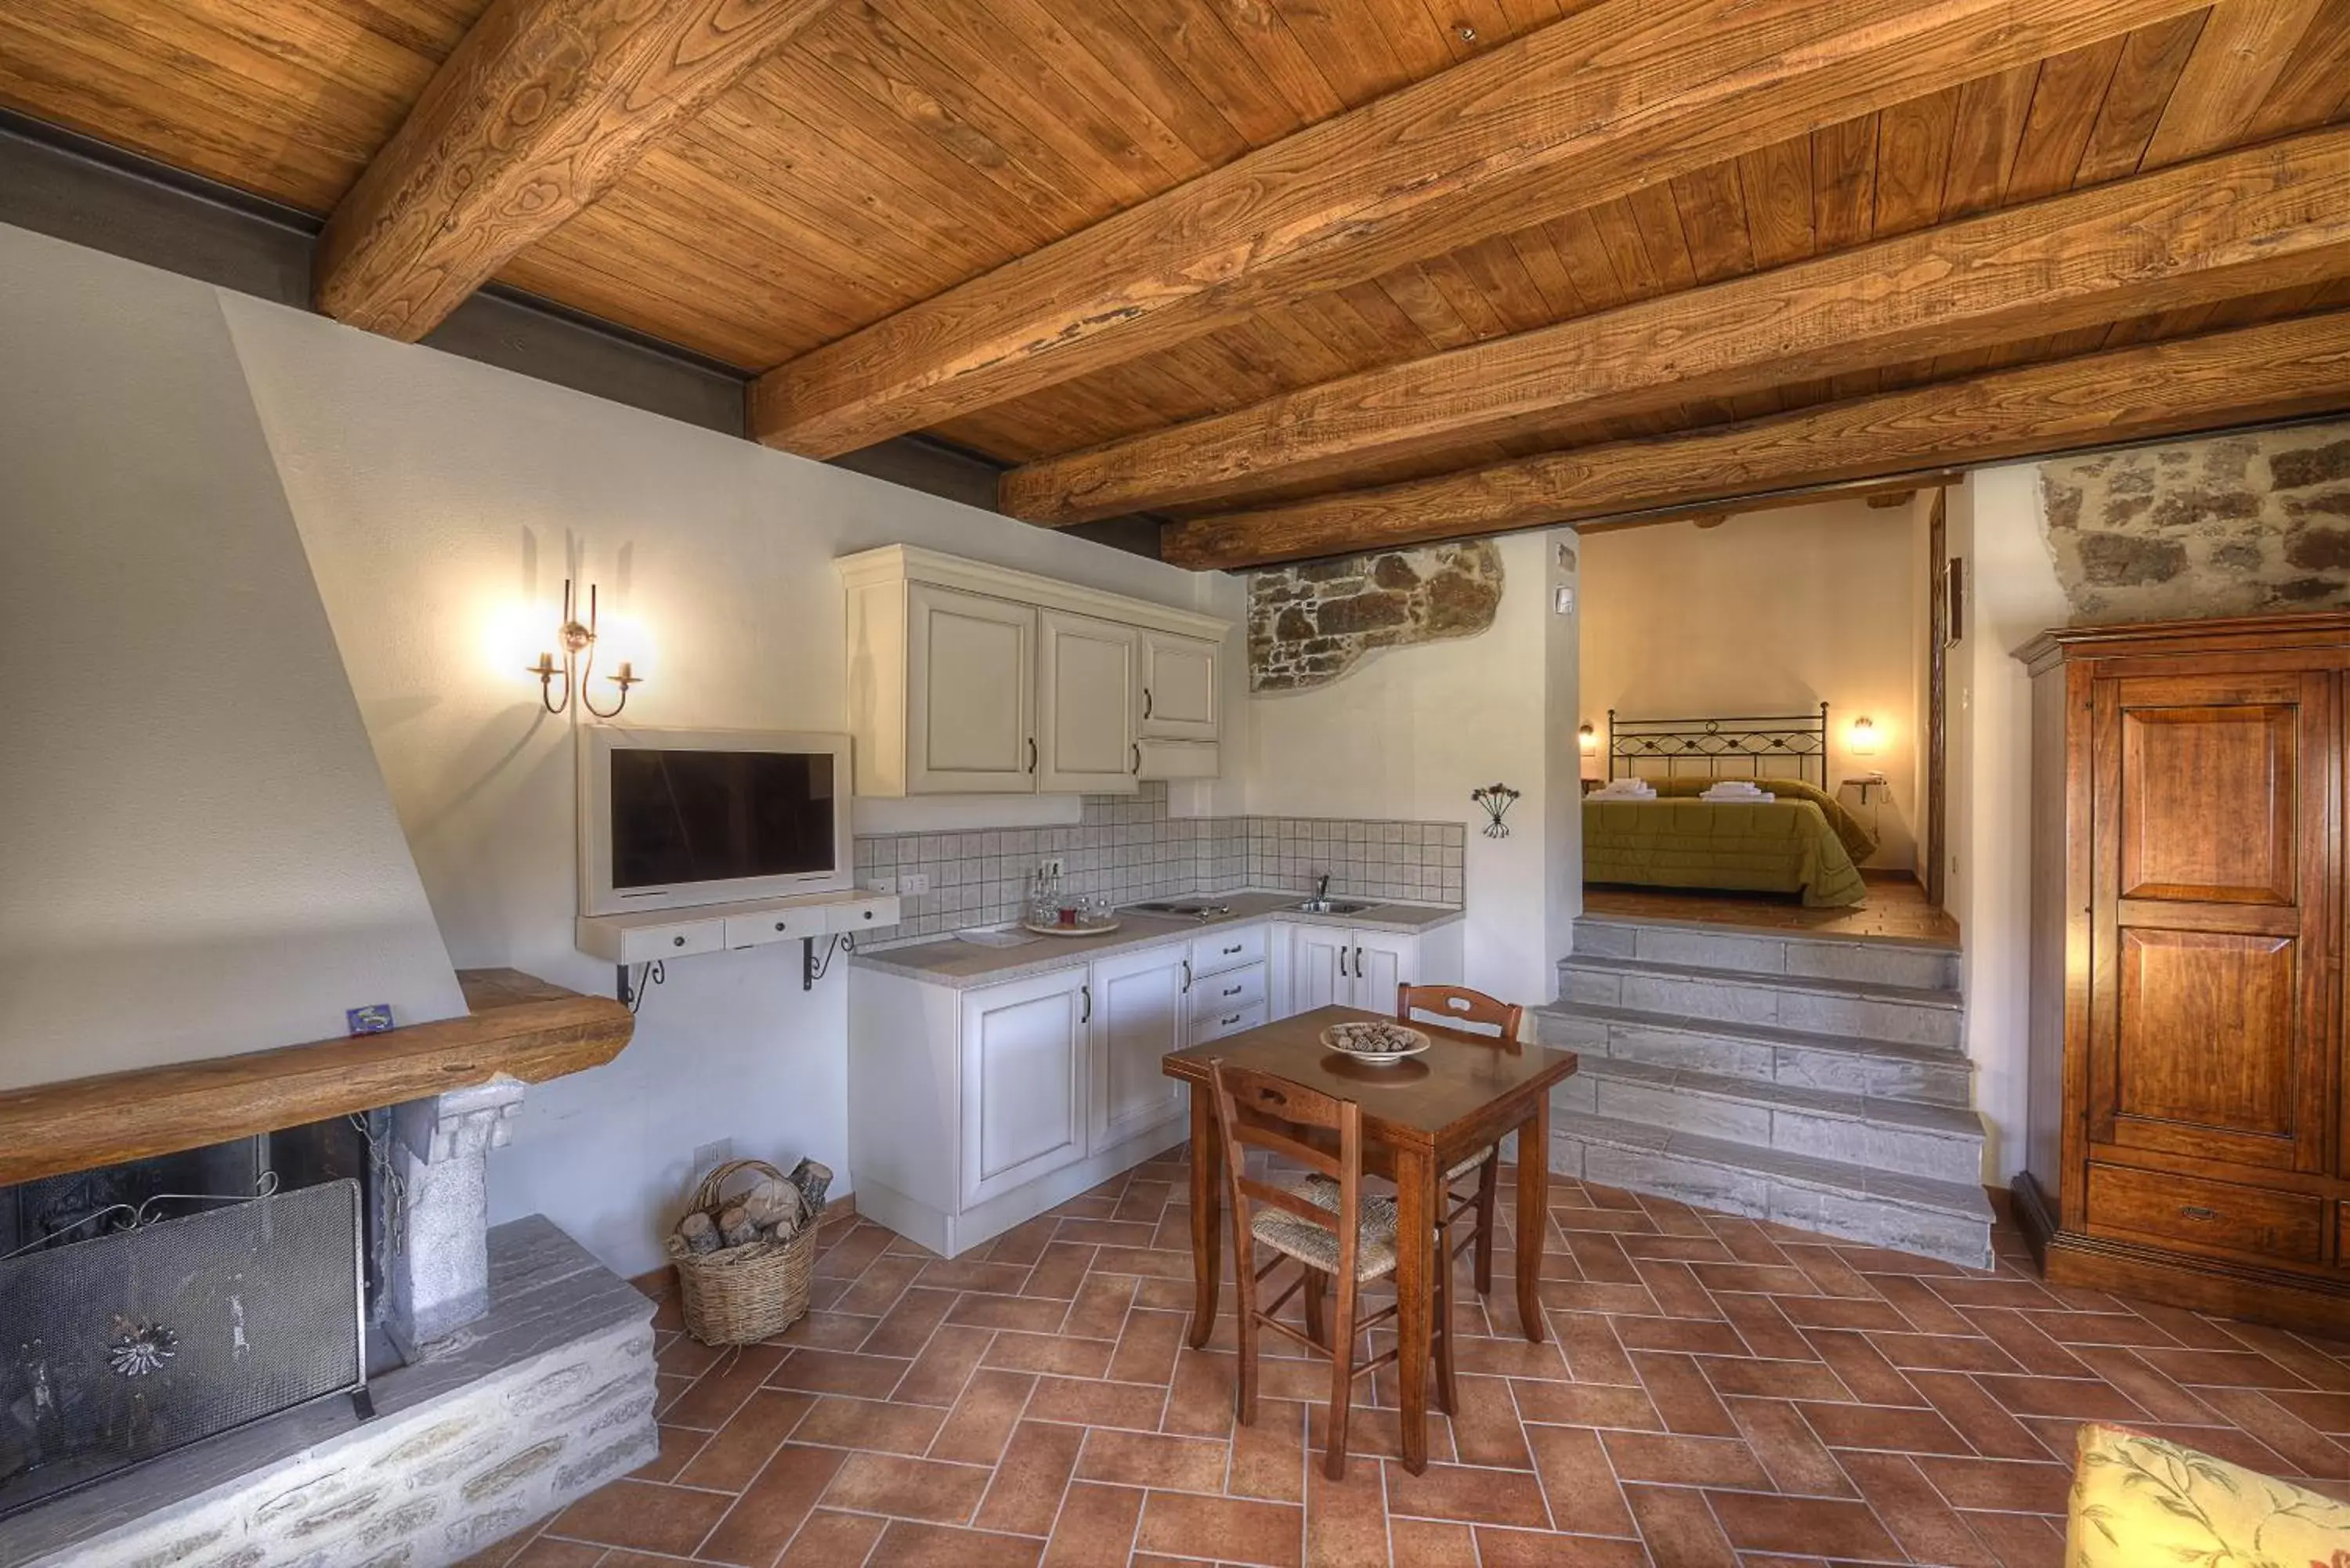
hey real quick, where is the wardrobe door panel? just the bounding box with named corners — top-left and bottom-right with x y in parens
top-left (2090, 671), bottom-right (2332, 1175)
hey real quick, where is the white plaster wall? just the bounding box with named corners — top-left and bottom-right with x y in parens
top-left (1244, 532), bottom-right (1573, 1007)
top-left (1942, 465), bottom-right (2070, 1180)
top-left (184, 270), bottom-right (1245, 1277)
top-left (0, 224), bottom-right (465, 1092)
top-left (1578, 502), bottom-right (1927, 870)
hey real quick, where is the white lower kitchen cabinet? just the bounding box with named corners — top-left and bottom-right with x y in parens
top-left (850, 936), bottom-right (1211, 1257)
top-left (1274, 920), bottom-right (1466, 1018)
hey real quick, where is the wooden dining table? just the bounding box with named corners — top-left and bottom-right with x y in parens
top-left (1161, 1004), bottom-right (1580, 1473)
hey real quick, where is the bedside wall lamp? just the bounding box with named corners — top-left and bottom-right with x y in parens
top-left (1849, 715), bottom-right (1879, 756)
top-left (529, 578), bottom-right (641, 719)
top-left (1578, 723), bottom-right (1597, 753)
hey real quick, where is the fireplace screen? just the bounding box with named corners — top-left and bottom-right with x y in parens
top-left (0, 1180), bottom-right (364, 1517)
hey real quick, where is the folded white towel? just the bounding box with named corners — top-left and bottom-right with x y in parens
top-left (1592, 780), bottom-right (1657, 799)
top-left (1702, 781), bottom-right (1765, 797)
top-left (1703, 789), bottom-right (1775, 804)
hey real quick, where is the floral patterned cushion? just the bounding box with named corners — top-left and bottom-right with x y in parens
top-left (2066, 1422), bottom-right (2350, 1568)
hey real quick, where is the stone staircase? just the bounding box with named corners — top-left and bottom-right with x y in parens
top-left (1536, 912), bottom-right (1993, 1269)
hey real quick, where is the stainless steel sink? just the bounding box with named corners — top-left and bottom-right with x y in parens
top-left (1292, 898), bottom-right (1373, 916)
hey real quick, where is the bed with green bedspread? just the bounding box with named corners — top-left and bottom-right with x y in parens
top-left (1582, 786), bottom-right (1871, 908)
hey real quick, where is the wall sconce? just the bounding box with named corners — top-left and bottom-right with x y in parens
top-left (1849, 715), bottom-right (1878, 756)
top-left (1577, 722), bottom-right (1597, 753)
top-left (529, 579), bottom-right (641, 719)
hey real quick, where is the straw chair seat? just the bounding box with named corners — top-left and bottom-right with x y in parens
top-left (1254, 1178), bottom-right (1399, 1282)
top-left (1444, 1144), bottom-right (1496, 1183)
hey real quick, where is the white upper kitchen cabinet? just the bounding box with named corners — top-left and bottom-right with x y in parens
top-left (1088, 941), bottom-right (1190, 1150)
top-left (839, 546), bottom-right (1229, 797)
top-left (1138, 630), bottom-right (1220, 742)
top-left (1038, 609), bottom-right (1140, 795)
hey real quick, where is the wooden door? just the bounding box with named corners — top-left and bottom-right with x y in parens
top-left (1285, 923), bottom-right (1349, 1017)
top-left (1090, 942), bottom-right (1189, 1148)
top-left (959, 966), bottom-right (1089, 1206)
top-left (1349, 929), bottom-right (1417, 1010)
top-left (907, 584), bottom-right (1036, 795)
top-left (2088, 670), bottom-right (2333, 1176)
top-left (1038, 609), bottom-right (1140, 794)
top-left (1139, 631), bottom-right (1219, 741)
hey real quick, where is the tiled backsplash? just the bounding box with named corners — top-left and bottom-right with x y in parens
top-left (855, 782), bottom-right (1466, 943)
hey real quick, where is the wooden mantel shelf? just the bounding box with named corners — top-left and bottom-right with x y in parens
top-left (0, 969), bottom-right (633, 1186)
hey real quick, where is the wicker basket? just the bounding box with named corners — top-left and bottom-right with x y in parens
top-left (665, 1158), bottom-right (816, 1346)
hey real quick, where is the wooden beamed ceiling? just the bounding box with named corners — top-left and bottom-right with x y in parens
top-left (5, 0), bottom-right (2350, 564)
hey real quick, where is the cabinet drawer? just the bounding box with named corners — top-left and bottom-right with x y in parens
top-left (614, 919), bottom-right (725, 963)
top-left (1192, 1001), bottom-right (1267, 1045)
top-left (1192, 961), bottom-right (1267, 1020)
top-left (2084, 1162), bottom-right (2325, 1266)
top-left (828, 895), bottom-right (902, 935)
top-left (725, 909), bottom-right (826, 948)
top-left (1191, 923), bottom-right (1267, 977)
top-left (2338, 1202), bottom-right (2349, 1270)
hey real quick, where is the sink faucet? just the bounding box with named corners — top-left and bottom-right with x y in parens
top-left (1315, 872), bottom-right (1331, 901)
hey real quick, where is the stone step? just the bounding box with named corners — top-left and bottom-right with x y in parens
top-left (1572, 913), bottom-right (1959, 992)
top-left (1533, 1002), bottom-right (1975, 1107)
top-left (1557, 1057), bottom-right (1985, 1185)
top-left (1557, 954), bottom-right (1963, 1051)
top-left (1549, 1109), bottom-right (1995, 1270)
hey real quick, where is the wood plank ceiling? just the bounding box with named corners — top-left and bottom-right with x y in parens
top-left (7, 0), bottom-right (2350, 567)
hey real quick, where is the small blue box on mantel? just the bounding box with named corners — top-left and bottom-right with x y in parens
top-left (346, 1004), bottom-right (395, 1035)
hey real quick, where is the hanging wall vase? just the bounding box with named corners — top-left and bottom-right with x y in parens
top-left (1470, 783), bottom-right (1520, 839)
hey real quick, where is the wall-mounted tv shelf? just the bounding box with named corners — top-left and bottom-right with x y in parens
top-left (577, 887), bottom-right (902, 992)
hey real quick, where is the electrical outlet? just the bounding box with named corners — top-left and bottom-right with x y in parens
top-left (1039, 857), bottom-right (1064, 877)
top-left (692, 1139), bottom-right (734, 1173)
top-left (869, 873), bottom-right (899, 894)
top-left (899, 871), bottom-right (931, 894)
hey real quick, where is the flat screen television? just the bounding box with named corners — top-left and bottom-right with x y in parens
top-left (578, 728), bottom-right (855, 915)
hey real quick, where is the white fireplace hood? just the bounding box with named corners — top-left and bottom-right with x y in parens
top-left (0, 225), bottom-right (468, 1094)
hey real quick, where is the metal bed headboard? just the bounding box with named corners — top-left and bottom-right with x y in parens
top-left (1607, 703), bottom-right (1831, 787)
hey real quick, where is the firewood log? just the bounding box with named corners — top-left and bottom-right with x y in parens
top-left (743, 1177), bottom-right (804, 1235)
top-left (789, 1158), bottom-right (833, 1217)
top-left (718, 1205), bottom-right (758, 1248)
top-left (678, 1211), bottom-right (721, 1255)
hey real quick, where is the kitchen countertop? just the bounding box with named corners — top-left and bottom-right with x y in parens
top-left (850, 890), bottom-right (1465, 989)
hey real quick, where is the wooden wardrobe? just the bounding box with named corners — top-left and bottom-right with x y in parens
top-left (2016, 613), bottom-right (2350, 1334)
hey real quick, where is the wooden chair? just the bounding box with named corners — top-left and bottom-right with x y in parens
top-left (1397, 984), bottom-right (1524, 1297)
top-left (1206, 1059), bottom-right (1455, 1481)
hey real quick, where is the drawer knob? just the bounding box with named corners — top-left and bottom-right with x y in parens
top-left (2180, 1205), bottom-right (2219, 1223)
top-left (672, 935), bottom-right (687, 948)
top-left (775, 921), bottom-right (788, 932)
top-left (863, 911), bottom-right (874, 920)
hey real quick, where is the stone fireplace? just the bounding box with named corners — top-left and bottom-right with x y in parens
top-left (0, 970), bottom-right (648, 1568)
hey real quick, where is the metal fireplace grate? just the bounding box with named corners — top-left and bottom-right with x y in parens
top-left (0, 1180), bottom-right (364, 1517)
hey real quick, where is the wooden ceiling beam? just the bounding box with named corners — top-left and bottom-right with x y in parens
top-left (748, 0), bottom-right (2210, 458)
top-left (314, 0), bottom-right (833, 341)
top-left (1160, 310), bottom-right (2350, 570)
top-left (1004, 127), bottom-right (2350, 524)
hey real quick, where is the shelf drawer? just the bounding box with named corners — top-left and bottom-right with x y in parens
top-left (725, 908), bottom-right (826, 948)
top-left (1191, 961), bottom-right (1267, 1021)
top-left (827, 894), bottom-right (902, 935)
top-left (613, 919), bottom-right (725, 964)
top-left (1191, 923), bottom-right (1267, 977)
top-left (2085, 1162), bottom-right (2325, 1267)
top-left (1192, 1000), bottom-right (1267, 1045)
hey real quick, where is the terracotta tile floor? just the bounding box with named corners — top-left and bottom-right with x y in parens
top-left (468, 1157), bottom-right (2350, 1568)
top-left (1582, 876), bottom-right (1961, 947)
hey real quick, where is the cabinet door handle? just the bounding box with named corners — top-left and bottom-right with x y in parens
top-left (1027, 736), bottom-right (1038, 774)
top-left (1353, 946), bottom-right (1364, 978)
top-left (2180, 1205), bottom-right (2220, 1223)
top-left (1143, 688), bottom-right (1154, 720)
top-left (1182, 959), bottom-right (1193, 992)
top-left (1080, 983), bottom-right (1092, 1024)
top-left (1131, 742), bottom-right (1141, 775)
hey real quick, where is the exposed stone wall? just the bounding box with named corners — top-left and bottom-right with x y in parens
top-left (1248, 540), bottom-right (1504, 692)
top-left (2038, 420), bottom-right (2350, 623)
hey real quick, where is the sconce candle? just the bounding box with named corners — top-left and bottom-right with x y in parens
top-left (530, 578), bottom-right (642, 719)
top-left (1849, 715), bottom-right (1878, 756)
